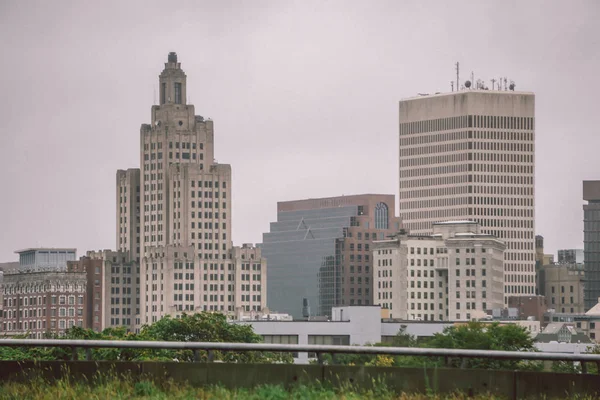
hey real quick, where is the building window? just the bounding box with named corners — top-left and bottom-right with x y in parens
top-left (174, 83), bottom-right (182, 104)
top-left (375, 202), bottom-right (389, 229)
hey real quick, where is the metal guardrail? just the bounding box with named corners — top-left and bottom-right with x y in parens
top-left (0, 339), bottom-right (599, 373)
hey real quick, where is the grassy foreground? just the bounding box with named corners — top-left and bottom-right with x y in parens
top-left (0, 376), bottom-right (592, 400)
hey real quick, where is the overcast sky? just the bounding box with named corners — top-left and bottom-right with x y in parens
top-left (0, 1), bottom-right (598, 262)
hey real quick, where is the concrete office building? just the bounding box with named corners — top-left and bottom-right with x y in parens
top-left (116, 52), bottom-right (264, 324)
top-left (261, 195), bottom-right (402, 318)
top-left (67, 255), bottom-right (104, 332)
top-left (583, 181), bottom-right (600, 311)
top-left (116, 168), bottom-right (141, 263)
top-left (372, 221), bottom-right (505, 321)
top-left (399, 90), bottom-right (535, 300)
top-left (538, 263), bottom-right (584, 314)
top-left (82, 250), bottom-right (140, 332)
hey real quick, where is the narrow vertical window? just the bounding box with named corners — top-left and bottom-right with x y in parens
top-left (161, 83), bottom-right (166, 104)
top-left (375, 202), bottom-right (389, 229)
top-left (174, 83), bottom-right (182, 104)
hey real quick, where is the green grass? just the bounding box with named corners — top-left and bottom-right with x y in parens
top-left (0, 376), bottom-right (594, 399)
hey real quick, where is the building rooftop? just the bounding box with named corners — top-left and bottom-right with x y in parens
top-left (15, 248), bottom-right (77, 254)
top-left (401, 89), bottom-right (535, 101)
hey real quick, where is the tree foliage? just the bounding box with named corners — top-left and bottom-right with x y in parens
top-left (0, 312), bottom-right (292, 364)
top-left (428, 322), bottom-right (542, 371)
top-left (325, 322), bottom-right (543, 371)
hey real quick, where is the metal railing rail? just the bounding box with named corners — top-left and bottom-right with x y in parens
top-left (0, 338), bottom-right (599, 372)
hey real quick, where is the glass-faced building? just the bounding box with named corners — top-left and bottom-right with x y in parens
top-left (583, 181), bottom-right (600, 311)
top-left (261, 194), bottom-right (401, 318)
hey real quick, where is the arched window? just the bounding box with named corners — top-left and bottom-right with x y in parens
top-left (375, 202), bottom-right (389, 229)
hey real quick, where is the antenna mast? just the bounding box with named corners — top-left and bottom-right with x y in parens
top-left (455, 62), bottom-right (460, 91)
top-left (451, 81), bottom-right (454, 92)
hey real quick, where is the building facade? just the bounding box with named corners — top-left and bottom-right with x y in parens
top-left (1, 269), bottom-right (88, 337)
top-left (80, 250), bottom-right (140, 332)
top-left (558, 249), bottom-right (584, 264)
top-left (372, 221), bottom-right (505, 321)
top-left (583, 181), bottom-right (600, 311)
top-left (399, 90), bottom-right (535, 300)
top-left (261, 194), bottom-right (401, 318)
top-left (116, 168), bottom-right (141, 263)
top-left (539, 263), bottom-right (585, 314)
top-left (67, 256), bottom-right (104, 332)
top-left (115, 52), bottom-right (262, 324)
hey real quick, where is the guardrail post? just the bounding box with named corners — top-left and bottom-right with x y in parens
top-left (596, 361), bottom-right (600, 374)
top-left (460, 358), bottom-right (467, 369)
top-left (71, 347), bottom-right (78, 361)
top-left (581, 361), bottom-right (588, 374)
top-left (85, 348), bottom-right (92, 361)
top-left (317, 353), bottom-right (323, 365)
top-left (207, 350), bottom-right (215, 362)
top-left (194, 349), bottom-right (200, 362)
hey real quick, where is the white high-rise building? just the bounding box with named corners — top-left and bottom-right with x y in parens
top-left (398, 90), bottom-right (535, 299)
top-left (117, 52), bottom-right (266, 326)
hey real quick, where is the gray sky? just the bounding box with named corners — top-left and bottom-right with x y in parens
top-left (0, 1), bottom-right (598, 262)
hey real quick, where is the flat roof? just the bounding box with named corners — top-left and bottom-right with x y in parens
top-left (15, 248), bottom-right (77, 254)
top-left (401, 89), bottom-right (535, 101)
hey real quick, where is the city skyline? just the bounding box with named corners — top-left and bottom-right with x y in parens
top-left (2, 1), bottom-right (600, 261)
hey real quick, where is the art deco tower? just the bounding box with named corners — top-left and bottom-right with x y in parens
top-left (116, 53), bottom-right (265, 326)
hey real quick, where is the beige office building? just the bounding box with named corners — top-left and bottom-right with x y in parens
top-left (116, 169), bottom-right (141, 263)
top-left (540, 263), bottom-right (585, 314)
top-left (373, 221), bottom-right (505, 321)
top-left (399, 90), bottom-right (535, 300)
top-left (117, 52), bottom-right (265, 325)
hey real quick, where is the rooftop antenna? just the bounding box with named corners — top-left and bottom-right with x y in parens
top-left (451, 81), bottom-right (454, 92)
top-left (471, 71), bottom-right (474, 89)
top-left (491, 78), bottom-right (497, 90)
top-left (455, 62), bottom-right (460, 91)
top-left (504, 77), bottom-right (508, 91)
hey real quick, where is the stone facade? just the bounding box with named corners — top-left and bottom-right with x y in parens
top-left (373, 221), bottom-right (505, 321)
top-left (116, 168), bottom-right (141, 263)
top-left (0, 269), bottom-right (88, 337)
top-left (399, 90), bottom-right (536, 300)
top-left (115, 53), bottom-right (260, 325)
top-left (540, 263), bottom-right (585, 314)
top-left (84, 250), bottom-right (139, 332)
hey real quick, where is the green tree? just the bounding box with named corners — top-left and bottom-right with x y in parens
top-left (0, 312), bottom-right (292, 364)
top-left (429, 322), bottom-right (542, 371)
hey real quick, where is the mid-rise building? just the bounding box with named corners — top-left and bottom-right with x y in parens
top-left (261, 194), bottom-right (401, 318)
top-left (372, 221), bottom-right (505, 321)
top-left (1, 269), bottom-right (88, 338)
top-left (72, 250), bottom-right (140, 332)
top-left (0, 248), bottom-right (85, 337)
top-left (399, 90), bottom-right (535, 300)
top-left (539, 263), bottom-right (585, 314)
top-left (583, 181), bottom-right (600, 311)
top-left (557, 249), bottom-right (584, 265)
top-left (67, 255), bottom-right (104, 332)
